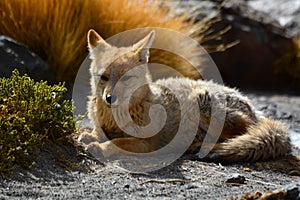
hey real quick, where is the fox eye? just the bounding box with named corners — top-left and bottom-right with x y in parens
top-left (100, 75), bottom-right (109, 81)
top-left (120, 76), bottom-right (133, 82)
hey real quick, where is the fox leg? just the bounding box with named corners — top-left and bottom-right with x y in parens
top-left (86, 137), bottom-right (158, 159)
top-left (78, 127), bottom-right (107, 145)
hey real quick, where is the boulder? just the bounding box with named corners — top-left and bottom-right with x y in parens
top-left (176, 0), bottom-right (300, 91)
top-left (210, 0), bottom-right (300, 91)
top-left (0, 36), bottom-right (55, 84)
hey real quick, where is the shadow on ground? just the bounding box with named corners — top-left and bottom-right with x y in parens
top-left (0, 92), bottom-right (299, 199)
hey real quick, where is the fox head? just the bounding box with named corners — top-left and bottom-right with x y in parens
top-left (87, 29), bottom-right (155, 107)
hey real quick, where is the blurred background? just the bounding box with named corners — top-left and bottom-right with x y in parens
top-left (206, 0), bottom-right (300, 92)
top-left (0, 0), bottom-right (299, 95)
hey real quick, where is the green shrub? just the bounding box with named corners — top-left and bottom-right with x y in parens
top-left (0, 70), bottom-right (75, 172)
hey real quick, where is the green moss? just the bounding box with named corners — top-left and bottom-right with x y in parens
top-left (0, 70), bottom-right (75, 172)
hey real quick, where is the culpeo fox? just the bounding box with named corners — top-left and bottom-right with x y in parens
top-left (79, 29), bottom-right (291, 163)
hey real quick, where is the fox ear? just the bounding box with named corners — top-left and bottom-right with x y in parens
top-left (133, 30), bottom-right (155, 63)
top-left (87, 29), bottom-right (109, 50)
top-left (87, 29), bottom-right (110, 59)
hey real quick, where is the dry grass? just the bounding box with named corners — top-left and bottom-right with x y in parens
top-left (0, 0), bottom-right (226, 82)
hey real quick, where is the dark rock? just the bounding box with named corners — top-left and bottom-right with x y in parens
top-left (177, 0), bottom-right (300, 91)
top-left (209, 0), bottom-right (300, 91)
top-left (241, 182), bottom-right (300, 199)
top-left (284, 182), bottom-right (300, 199)
top-left (225, 174), bottom-right (246, 185)
top-left (0, 36), bottom-right (55, 84)
top-left (256, 104), bottom-right (268, 111)
top-left (277, 111), bottom-right (293, 120)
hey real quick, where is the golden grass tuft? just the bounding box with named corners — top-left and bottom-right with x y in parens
top-left (0, 0), bottom-right (226, 82)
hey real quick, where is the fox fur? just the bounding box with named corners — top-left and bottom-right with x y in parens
top-left (79, 29), bottom-right (291, 163)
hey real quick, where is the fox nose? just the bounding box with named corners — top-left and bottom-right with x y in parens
top-left (105, 94), bottom-right (117, 105)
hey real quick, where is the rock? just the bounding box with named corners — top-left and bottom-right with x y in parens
top-left (284, 182), bottom-right (300, 199)
top-left (210, 0), bottom-right (300, 91)
top-left (225, 174), bottom-right (246, 186)
top-left (245, 0), bottom-right (300, 38)
top-left (176, 0), bottom-right (300, 91)
top-left (239, 181), bottom-right (300, 200)
top-left (0, 36), bottom-right (55, 84)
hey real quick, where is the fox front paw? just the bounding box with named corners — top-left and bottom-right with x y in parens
top-left (87, 141), bottom-right (123, 159)
top-left (78, 131), bottom-right (99, 145)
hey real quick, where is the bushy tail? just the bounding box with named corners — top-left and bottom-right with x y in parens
top-left (211, 118), bottom-right (292, 163)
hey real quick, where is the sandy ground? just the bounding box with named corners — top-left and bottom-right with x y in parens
top-left (0, 92), bottom-right (299, 199)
